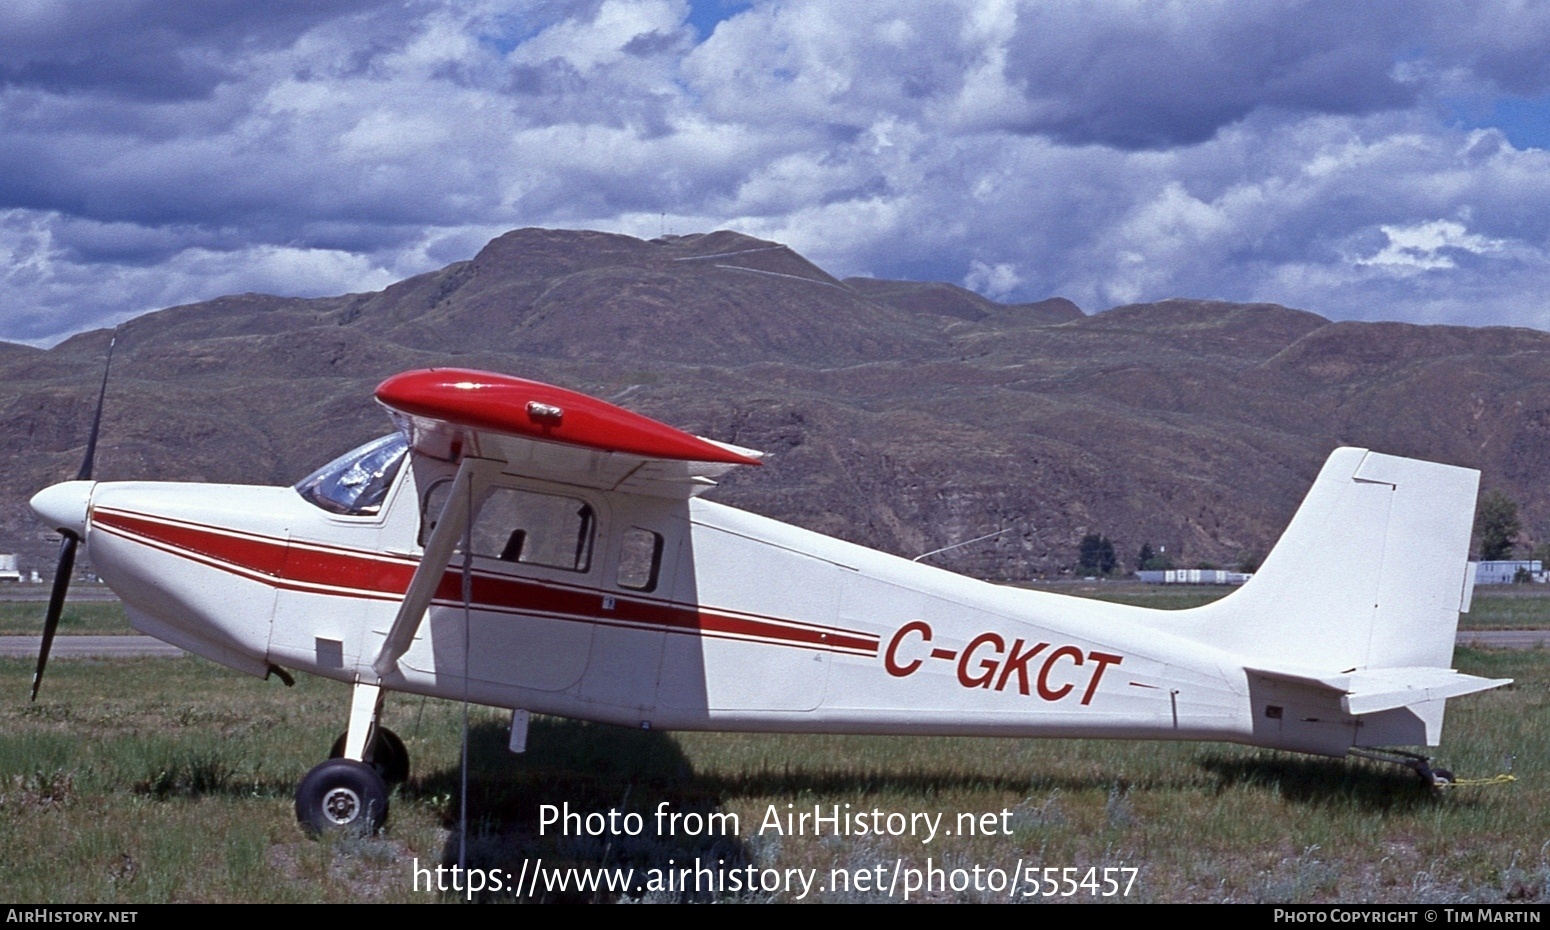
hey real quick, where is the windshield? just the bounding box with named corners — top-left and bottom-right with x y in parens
top-left (295, 433), bottom-right (408, 516)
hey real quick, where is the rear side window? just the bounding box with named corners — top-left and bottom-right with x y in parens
top-left (617, 527), bottom-right (663, 591)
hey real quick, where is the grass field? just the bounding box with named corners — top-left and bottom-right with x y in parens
top-left (0, 600), bottom-right (130, 636)
top-left (1458, 587), bottom-right (1550, 629)
top-left (0, 647), bottom-right (1544, 904)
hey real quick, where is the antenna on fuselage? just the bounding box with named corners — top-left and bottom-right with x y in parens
top-left (911, 527), bottom-right (1010, 563)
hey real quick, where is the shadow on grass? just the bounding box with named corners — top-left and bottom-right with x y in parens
top-left (408, 720), bottom-right (1207, 901)
top-left (132, 720), bottom-right (1464, 900)
top-left (412, 718), bottom-right (755, 902)
top-left (131, 720), bottom-right (759, 901)
top-left (1198, 752), bottom-right (1451, 812)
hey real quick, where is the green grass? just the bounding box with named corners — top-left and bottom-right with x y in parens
top-left (0, 600), bottom-right (134, 635)
top-left (0, 649), bottom-right (1546, 904)
top-left (1459, 588), bottom-right (1550, 629)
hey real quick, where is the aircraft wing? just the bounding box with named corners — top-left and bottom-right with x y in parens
top-left (376, 368), bottom-right (762, 497)
top-left (370, 368), bottom-right (762, 679)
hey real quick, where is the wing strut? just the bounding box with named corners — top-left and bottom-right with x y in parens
top-left (370, 456), bottom-right (499, 679)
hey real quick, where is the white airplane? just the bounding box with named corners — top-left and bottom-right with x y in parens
top-left (29, 367), bottom-right (1510, 835)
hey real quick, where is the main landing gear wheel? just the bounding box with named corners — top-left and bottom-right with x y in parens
top-left (329, 726), bottom-right (410, 785)
top-left (296, 759), bottom-right (389, 837)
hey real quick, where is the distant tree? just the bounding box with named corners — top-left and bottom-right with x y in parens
top-left (1137, 542), bottom-right (1173, 572)
top-left (1532, 540), bottom-right (1550, 567)
top-left (1476, 490), bottom-right (1522, 561)
top-left (1079, 534), bottom-right (1117, 575)
top-left (1236, 551), bottom-right (1263, 574)
top-left (1079, 535), bottom-right (1102, 574)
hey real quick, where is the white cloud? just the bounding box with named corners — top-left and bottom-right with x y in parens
top-left (0, 208), bottom-right (406, 343)
top-left (507, 0), bottom-right (689, 73)
top-left (964, 259), bottom-right (1022, 300)
top-left (1358, 219), bottom-right (1507, 272)
top-left (7, 1), bottom-right (1550, 343)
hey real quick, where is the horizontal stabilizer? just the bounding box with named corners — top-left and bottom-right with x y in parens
top-left (1247, 665), bottom-right (1511, 715)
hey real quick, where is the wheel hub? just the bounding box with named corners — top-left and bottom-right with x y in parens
top-left (322, 786), bottom-right (362, 825)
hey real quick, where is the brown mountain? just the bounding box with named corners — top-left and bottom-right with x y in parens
top-left (4, 228), bottom-right (1550, 582)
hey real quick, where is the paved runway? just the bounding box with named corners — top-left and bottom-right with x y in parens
top-left (1456, 629), bottom-right (1550, 649)
top-left (0, 630), bottom-right (1546, 659)
top-left (0, 635), bottom-right (184, 658)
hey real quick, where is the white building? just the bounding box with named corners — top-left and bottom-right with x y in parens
top-left (1136, 568), bottom-right (1253, 585)
top-left (1473, 560), bottom-right (1543, 585)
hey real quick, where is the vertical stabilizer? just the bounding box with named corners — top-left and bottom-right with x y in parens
top-left (1169, 448), bottom-right (1479, 673)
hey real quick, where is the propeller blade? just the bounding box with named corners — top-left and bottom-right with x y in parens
top-left (31, 534), bottom-right (78, 702)
top-left (76, 333), bottom-right (115, 482)
top-left (33, 330), bottom-right (115, 700)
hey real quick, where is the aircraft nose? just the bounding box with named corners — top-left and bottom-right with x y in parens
top-left (30, 480), bottom-right (94, 539)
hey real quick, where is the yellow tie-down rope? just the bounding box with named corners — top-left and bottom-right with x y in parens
top-left (1437, 773), bottom-right (1517, 788)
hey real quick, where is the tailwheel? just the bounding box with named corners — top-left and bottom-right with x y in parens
top-left (296, 758), bottom-right (389, 837)
top-left (329, 726), bottom-right (410, 785)
top-left (1349, 747), bottom-right (1454, 789)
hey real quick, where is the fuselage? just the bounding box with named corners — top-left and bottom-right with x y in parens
top-left (48, 444), bottom-right (1280, 750)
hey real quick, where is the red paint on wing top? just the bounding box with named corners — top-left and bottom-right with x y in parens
top-left (376, 369), bottom-right (761, 466)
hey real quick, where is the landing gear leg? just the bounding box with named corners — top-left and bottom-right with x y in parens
top-left (341, 681), bottom-right (384, 764)
top-left (296, 681), bottom-right (395, 836)
top-left (330, 727), bottom-right (410, 786)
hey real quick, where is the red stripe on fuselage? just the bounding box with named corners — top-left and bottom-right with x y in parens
top-left (91, 508), bottom-right (879, 655)
top-left (96, 509), bottom-right (290, 577)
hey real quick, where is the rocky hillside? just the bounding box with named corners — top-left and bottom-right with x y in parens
top-left (5, 227), bottom-right (1549, 582)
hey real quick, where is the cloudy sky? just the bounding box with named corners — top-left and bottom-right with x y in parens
top-left (3, 0), bottom-right (1550, 345)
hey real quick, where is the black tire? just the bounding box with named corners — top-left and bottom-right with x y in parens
top-left (329, 726), bottom-right (411, 785)
top-left (295, 758), bottom-right (389, 837)
top-left (1430, 767), bottom-right (1455, 786)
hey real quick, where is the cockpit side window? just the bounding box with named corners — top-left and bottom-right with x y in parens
top-left (420, 480), bottom-right (596, 573)
top-left (472, 487), bottom-right (595, 573)
top-left (295, 434), bottom-right (408, 516)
